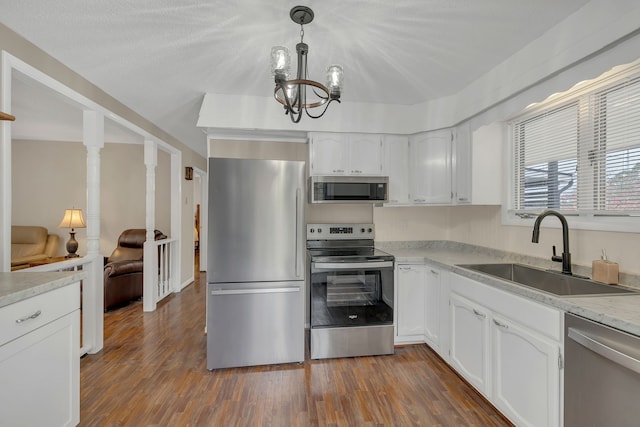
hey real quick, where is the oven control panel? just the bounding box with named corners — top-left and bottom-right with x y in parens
top-left (307, 223), bottom-right (375, 240)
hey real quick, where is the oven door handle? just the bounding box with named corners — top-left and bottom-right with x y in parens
top-left (313, 261), bottom-right (394, 270)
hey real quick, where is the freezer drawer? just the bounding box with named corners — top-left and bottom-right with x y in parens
top-left (206, 282), bottom-right (304, 370)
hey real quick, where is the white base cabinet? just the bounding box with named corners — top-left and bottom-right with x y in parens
top-left (395, 262), bottom-right (447, 356)
top-left (492, 313), bottom-right (560, 427)
top-left (395, 264), bottom-right (425, 343)
top-left (450, 273), bottom-right (562, 427)
top-left (449, 293), bottom-right (490, 393)
top-left (0, 283), bottom-right (80, 427)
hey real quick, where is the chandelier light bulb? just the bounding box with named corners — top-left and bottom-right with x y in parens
top-left (326, 65), bottom-right (344, 97)
top-left (270, 46), bottom-right (291, 78)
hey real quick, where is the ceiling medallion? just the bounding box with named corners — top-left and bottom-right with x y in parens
top-left (270, 6), bottom-right (343, 123)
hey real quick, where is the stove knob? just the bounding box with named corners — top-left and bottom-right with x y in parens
top-left (368, 228), bottom-right (373, 233)
top-left (310, 228), bottom-right (315, 233)
top-left (317, 228), bottom-right (322, 233)
top-left (360, 228), bottom-right (365, 233)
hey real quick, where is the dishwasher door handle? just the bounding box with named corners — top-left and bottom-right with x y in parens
top-left (210, 287), bottom-right (300, 296)
top-left (568, 327), bottom-right (640, 375)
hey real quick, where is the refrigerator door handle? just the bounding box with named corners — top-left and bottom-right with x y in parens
top-left (295, 188), bottom-right (302, 278)
top-left (210, 286), bottom-right (301, 296)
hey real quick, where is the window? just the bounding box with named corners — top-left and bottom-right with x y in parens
top-left (510, 68), bottom-right (640, 222)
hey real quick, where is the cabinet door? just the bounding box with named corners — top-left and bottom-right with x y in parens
top-left (410, 130), bottom-right (452, 203)
top-left (396, 264), bottom-right (425, 341)
top-left (449, 293), bottom-right (490, 394)
top-left (309, 133), bottom-right (346, 175)
top-left (453, 124), bottom-right (472, 204)
top-left (424, 266), bottom-right (441, 348)
top-left (348, 134), bottom-right (382, 175)
top-left (492, 314), bottom-right (560, 427)
top-left (382, 135), bottom-right (410, 204)
top-left (0, 311), bottom-right (79, 427)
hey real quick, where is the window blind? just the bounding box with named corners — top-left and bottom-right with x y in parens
top-left (510, 72), bottom-right (640, 217)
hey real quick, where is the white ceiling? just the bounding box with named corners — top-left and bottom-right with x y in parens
top-left (1, 0), bottom-right (591, 156)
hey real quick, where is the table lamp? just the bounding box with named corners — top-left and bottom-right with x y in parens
top-left (59, 208), bottom-right (86, 258)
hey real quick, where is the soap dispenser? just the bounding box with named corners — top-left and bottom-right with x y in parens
top-left (592, 249), bottom-right (619, 285)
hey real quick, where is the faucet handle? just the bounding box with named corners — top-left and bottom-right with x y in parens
top-left (551, 245), bottom-right (563, 263)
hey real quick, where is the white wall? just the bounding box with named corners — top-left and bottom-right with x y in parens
top-left (374, 205), bottom-right (640, 276)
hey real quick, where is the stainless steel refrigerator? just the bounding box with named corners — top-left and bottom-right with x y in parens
top-left (206, 158), bottom-right (305, 370)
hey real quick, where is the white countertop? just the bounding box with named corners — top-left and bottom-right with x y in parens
top-left (377, 241), bottom-right (640, 337)
top-left (0, 271), bottom-right (86, 308)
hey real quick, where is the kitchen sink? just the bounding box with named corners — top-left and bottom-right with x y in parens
top-left (456, 263), bottom-right (637, 296)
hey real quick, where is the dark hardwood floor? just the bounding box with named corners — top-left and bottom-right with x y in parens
top-left (80, 268), bottom-right (512, 426)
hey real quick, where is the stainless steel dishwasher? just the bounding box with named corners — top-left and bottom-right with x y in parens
top-left (565, 313), bottom-right (640, 426)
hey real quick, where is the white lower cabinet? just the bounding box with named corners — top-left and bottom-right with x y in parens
top-left (492, 313), bottom-right (560, 427)
top-left (449, 293), bottom-right (491, 393)
top-left (396, 264), bottom-right (425, 343)
top-left (0, 283), bottom-right (80, 427)
top-left (423, 266), bottom-right (441, 349)
top-left (449, 273), bottom-right (562, 427)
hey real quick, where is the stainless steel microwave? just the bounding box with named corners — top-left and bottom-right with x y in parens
top-left (309, 176), bottom-right (389, 203)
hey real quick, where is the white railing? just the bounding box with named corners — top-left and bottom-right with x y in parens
top-left (25, 256), bottom-right (96, 356)
top-left (156, 238), bottom-right (177, 303)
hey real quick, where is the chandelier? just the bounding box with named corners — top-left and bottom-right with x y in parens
top-left (270, 6), bottom-right (343, 123)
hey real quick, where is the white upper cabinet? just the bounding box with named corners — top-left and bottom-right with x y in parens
top-left (382, 135), bottom-right (410, 204)
top-left (469, 122), bottom-right (504, 205)
top-left (309, 133), bottom-right (347, 175)
top-left (309, 132), bottom-right (382, 176)
top-left (453, 124), bottom-right (472, 204)
top-left (409, 129), bottom-right (453, 204)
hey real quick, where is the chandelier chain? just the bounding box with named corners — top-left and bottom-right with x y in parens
top-left (300, 25), bottom-right (304, 43)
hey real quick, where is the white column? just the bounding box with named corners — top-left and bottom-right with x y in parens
top-left (83, 110), bottom-right (104, 353)
top-left (0, 54), bottom-right (12, 272)
top-left (143, 140), bottom-right (157, 312)
top-left (170, 150), bottom-right (182, 292)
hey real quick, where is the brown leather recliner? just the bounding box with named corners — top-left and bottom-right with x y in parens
top-left (103, 229), bottom-right (167, 311)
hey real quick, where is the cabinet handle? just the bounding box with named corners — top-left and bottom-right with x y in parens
top-left (472, 309), bottom-right (486, 319)
top-left (458, 197), bottom-right (469, 202)
top-left (414, 198), bottom-right (426, 203)
top-left (493, 319), bottom-right (509, 329)
top-left (430, 269), bottom-right (439, 275)
top-left (15, 310), bottom-right (42, 324)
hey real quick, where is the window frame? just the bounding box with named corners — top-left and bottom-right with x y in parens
top-left (504, 62), bottom-right (640, 233)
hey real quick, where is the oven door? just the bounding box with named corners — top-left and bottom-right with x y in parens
top-left (310, 260), bottom-right (394, 328)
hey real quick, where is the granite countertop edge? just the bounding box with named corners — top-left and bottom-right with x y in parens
top-left (0, 271), bottom-right (86, 308)
top-left (376, 240), bottom-right (640, 337)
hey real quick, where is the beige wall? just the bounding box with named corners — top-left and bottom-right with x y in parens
top-left (12, 140), bottom-right (170, 257)
top-left (374, 205), bottom-right (640, 275)
top-left (209, 139), bottom-right (373, 223)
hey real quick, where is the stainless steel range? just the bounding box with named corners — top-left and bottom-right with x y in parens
top-left (307, 223), bottom-right (394, 359)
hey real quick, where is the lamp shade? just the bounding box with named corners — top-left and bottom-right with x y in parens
top-left (59, 209), bottom-right (86, 229)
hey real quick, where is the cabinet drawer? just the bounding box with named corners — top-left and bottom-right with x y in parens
top-left (451, 273), bottom-right (561, 341)
top-left (0, 283), bottom-right (80, 346)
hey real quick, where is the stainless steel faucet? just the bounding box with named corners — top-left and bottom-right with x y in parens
top-left (531, 210), bottom-right (572, 275)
